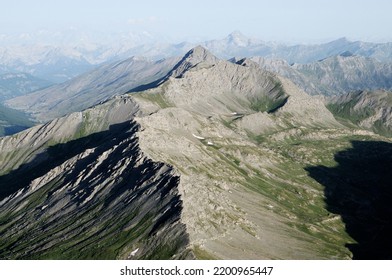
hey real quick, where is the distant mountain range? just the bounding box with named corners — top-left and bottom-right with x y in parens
top-left (0, 103), bottom-right (34, 135)
top-left (252, 53), bottom-right (392, 96)
top-left (0, 73), bottom-right (52, 101)
top-left (0, 73), bottom-right (51, 135)
top-left (1, 31), bottom-right (392, 83)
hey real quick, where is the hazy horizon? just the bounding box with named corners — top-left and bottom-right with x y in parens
top-left (1, 0), bottom-right (392, 46)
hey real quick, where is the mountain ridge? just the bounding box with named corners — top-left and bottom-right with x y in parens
top-left (5, 55), bottom-right (180, 122)
top-left (1, 45), bottom-right (391, 259)
top-left (251, 54), bottom-right (392, 96)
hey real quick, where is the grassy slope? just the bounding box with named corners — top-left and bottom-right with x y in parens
top-left (134, 87), bottom-right (388, 259)
top-left (203, 129), bottom-right (361, 258)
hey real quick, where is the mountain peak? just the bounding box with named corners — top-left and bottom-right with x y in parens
top-left (168, 46), bottom-right (219, 78)
top-left (128, 46), bottom-right (220, 92)
top-left (227, 31), bottom-right (249, 47)
top-left (228, 31), bottom-right (247, 39)
top-left (327, 37), bottom-right (351, 47)
top-left (182, 45), bottom-right (217, 62)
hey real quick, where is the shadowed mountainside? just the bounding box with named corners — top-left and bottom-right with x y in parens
top-left (306, 140), bottom-right (392, 259)
top-left (0, 121), bottom-right (190, 259)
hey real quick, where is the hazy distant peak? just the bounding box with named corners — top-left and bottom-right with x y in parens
top-left (227, 31), bottom-right (249, 47)
top-left (326, 37), bottom-right (351, 47)
top-left (336, 37), bottom-right (350, 42)
top-left (228, 30), bottom-right (246, 38)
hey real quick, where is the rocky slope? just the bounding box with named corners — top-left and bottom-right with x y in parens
top-left (251, 54), bottom-right (392, 96)
top-left (6, 56), bottom-right (180, 122)
top-left (0, 97), bottom-right (190, 259)
top-left (1, 47), bottom-right (391, 259)
top-left (132, 49), bottom-right (392, 259)
top-left (327, 90), bottom-right (392, 137)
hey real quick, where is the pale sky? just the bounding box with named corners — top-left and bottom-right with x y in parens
top-left (1, 0), bottom-right (392, 44)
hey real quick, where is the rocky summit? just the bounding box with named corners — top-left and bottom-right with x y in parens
top-left (1, 47), bottom-right (391, 260)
